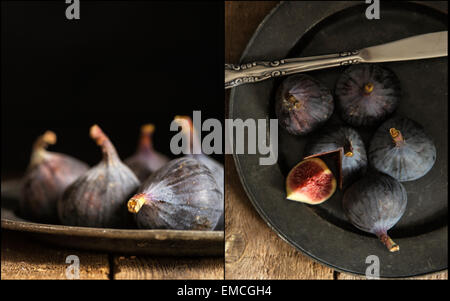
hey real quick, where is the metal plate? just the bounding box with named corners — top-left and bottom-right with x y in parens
top-left (1, 180), bottom-right (224, 256)
top-left (229, 1), bottom-right (447, 277)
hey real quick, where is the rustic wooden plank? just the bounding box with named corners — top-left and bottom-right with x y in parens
top-left (1, 230), bottom-right (109, 280)
top-left (112, 256), bottom-right (223, 279)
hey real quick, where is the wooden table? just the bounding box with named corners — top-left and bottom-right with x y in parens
top-left (224, 1), bottom-right (447, 280)
top-left (1, 229), bottom-right (223, 280)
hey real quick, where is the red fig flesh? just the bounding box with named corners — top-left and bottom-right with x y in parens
top-left (124, 124), bottom-right (170, 181)
top-left (21, 131), bottom-right (89, 223)
top-left (286, 158), bottom-right (336, 205)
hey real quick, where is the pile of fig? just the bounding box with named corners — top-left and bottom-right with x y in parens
top-left (18, 122), bottom-right (224, 232)
top-left (279, 63), bottom-right (436, 252)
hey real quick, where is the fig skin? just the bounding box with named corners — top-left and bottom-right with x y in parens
top-left (21, 131), bottom-right (89, 223)
top-left (57, 125), bottom-right (140, 228)
top-left (127, 157), bottom-right (223, 230)
top-left (335, 64), bottom-right (401, 127)
top-left (369, 116), bottom-right (436, 182)
top-left (304, 126), bottom-right (368, 189)
top-left (286, 158), bottom-right (337, 205)
top-left (124, 124), bottom-right (170, 182)
top-left (343, 173), bottom-right (407, 252)
top-left (275, 74), bottom-right (334, 136)
top-left (173, 115), bottom-right (224, 192)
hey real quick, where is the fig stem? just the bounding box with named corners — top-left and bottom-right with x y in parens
top-left (377, 232), bottom-right (400, 252)
top-left (390, 128), bottom-right (405, 146)
top-left (138, 124), bottom-right (155, 153)
top-left (174, 116), bottom-right (201, 154)
top-left (90, 125), bottom-right (119, 162)
top-left (364, 83), bottom-right (374, 94)
top-left (127, 194), bottom-right (147, 213)
top-left (343, 140), bottom-right (354, 157)
top-left (30, 131), bottom-right (57, 167)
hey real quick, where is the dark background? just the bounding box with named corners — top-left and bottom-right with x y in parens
top-left (1, 1), bottom-right (224, 175)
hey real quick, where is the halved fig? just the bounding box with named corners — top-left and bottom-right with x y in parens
top-left (304, 126), bottom-right (367, 189)
top-left (286, 158), bottom-right (337, 205)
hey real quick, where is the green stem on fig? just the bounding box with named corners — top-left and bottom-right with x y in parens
top-left (364, 83), bottom-right (374, 94)
top-left (138, 124), bottom-right (155, 153)
top-left (390, 128), bottom-right (405, 147)
top-left (30, 131), bottom-right (57, 167)
top-left (127, 194), bottom-right (147, 213)
top-left (90, 124), bottom-right (119, 163)
top-left (377, 232), bottom-right (400, 252)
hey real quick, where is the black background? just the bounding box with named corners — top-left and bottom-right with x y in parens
top-left (1, 1), bottom-right (224, 175)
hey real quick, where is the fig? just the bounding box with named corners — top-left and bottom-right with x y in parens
top-left (124, 124), bottom-right (170, 182)
top-left (57, 125), bottom-right (140, 228)
top-left (127, 157), bottom-right (223, 230)
top-left (343, 173), bottom-right (407, 252)
top-left (369, 116), bottom-right (436, 182)
top-left (335, 64), bottom-right (401, 127)
top-left (173, 115), bottom-right (224, 192)
top-left (285, 158), bottom-right (337, 205)
top-left (21, 131), bottom-right (89, 223)
top-left (304, 126), bottom-right (368, 189)
top-left (275, 74), bottom-right (334, 136)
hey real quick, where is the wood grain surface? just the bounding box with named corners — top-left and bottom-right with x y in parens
top-left (224, 0), bottom-right (447, 280)
top-left (1, 230), bottom-right (109, 280)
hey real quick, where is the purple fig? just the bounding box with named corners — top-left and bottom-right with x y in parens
top-left (335, 64), bottom-right (401, 127)
top-left (127, 157), bottom-right (223, 230)
top-left (275, 74), bottom-right (334, 135)
top-left (124, 124), bottom-right (170, 182)
top-left (343, 173), bottom-right (407, 252)
top-left (369, 116), bottom-right (436, 182)
top-left (57, 125), bottom-right (140, 228)
top-left (21, 131), bottom-right (89, 223)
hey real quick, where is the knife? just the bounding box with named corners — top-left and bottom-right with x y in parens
top-left (225, 31), bottom-right (448, 89)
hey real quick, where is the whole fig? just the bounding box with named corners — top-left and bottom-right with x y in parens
top-left (21, 131), bottom-right (89, 223)
top-left (304, 126), bottom-right (367, 189)
top-left (369, 116), bottom-right (436, 182)
top-left (57, 125), bottom-right (140, 228)
top-left (127, 157), bottom-right (223, 230)
top-left (124, 124), bottom-right (170, 182)
top-left (343, 173), bottom-right (407, 252)
top-left (275, 74), bottom-right (334, 135)
top-left (335, 64), bottom-right (401, 127)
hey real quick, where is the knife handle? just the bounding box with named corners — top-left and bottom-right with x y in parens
top-left (225, 50), bottom-right (362, 89)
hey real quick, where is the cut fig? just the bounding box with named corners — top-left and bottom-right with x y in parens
top-left (335, 64), bottom-right (401, 127)
top-left (369, 116), bottom-right (436, 182)
top-left (286, 158), bottom-right (336, 205)
top-left (304, 126), bottom-right (367, 189)
top-left (343, 173), bottom-right (407, 252)
top-left (275, 74), bottom-right (334, 135)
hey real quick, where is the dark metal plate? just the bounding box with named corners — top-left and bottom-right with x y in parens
top-left (229, 1), bottom-right (447, 277)
top-left (1, 180), bottom-right (224, 256)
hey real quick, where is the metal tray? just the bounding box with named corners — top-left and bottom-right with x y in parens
top-left (1, 179), bottom-right (224, 256)
top-left (229, 1), bottom-right (447, 277)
